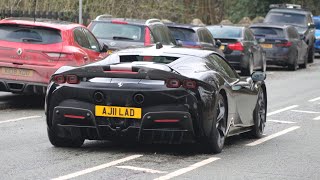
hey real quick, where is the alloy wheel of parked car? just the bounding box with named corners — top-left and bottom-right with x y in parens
top-left (250, 89), bottom-right (266, 138)
top-left (288, 51), bottom-right (298, 71)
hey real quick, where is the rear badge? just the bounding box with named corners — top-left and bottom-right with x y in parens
top-left (17, 48), bottom-right (23, 56)
top-left (118, 82), bottom-right (123, 87)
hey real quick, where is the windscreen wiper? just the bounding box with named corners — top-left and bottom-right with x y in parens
top-left (112, 36), bottom-right (134, 40)
top-left (21, 38), bottom-right (42, 42)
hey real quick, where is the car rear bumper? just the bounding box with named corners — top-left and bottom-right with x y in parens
top-left (224, 53), bottom-right (246, 69)
top-left (51, 106), bottom-right (196, 144)
top-left (0, 79), bottom-right (47, 94)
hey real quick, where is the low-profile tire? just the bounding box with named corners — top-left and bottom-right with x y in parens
top-left (204, 93), bottom-right (227, 153)
top-left (308, 45), bottom-right (314, 63)
top-left (241, 55), bottom-right (254, 76)
top-left (47, 127), bottom-right (84, 148)
top-left (249, 89), bottom-right (266, 138)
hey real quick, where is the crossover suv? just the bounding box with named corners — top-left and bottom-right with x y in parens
top-left (264, 4), bottom-right (316, 63)
top-left (88, 16), bottom-right (177, 53)
top-left (0, 17), bottom-right (108, 95)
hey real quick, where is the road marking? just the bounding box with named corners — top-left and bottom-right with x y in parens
top-left (246, 126), bottom-right (300, 146)
top-left (308, 97), bottom-right (320, 102)
top-left (154, 157), bottom-right (220, 180)
top-left (267, 105), bottom-right (299, 116)
top-left (52, 155), bottom-right (143, 180)
top-left (116, 166), bottom-right (167, 174)
top-left (313, 116), bottom-right (320, 120)
top-left (291, 110), bottom-right (320, 114)
top-left (0, 116), bottom-right (42, 124)
top-left (268, 120), bottom-right (297, 124)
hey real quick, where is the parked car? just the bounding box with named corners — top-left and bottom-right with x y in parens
top-left (207, 25), bottom-right (266, 76)
top-left (313, 16), bottom-right (320, 55)
top-left (0, 17), bottom-right (107, 95)
top-left (264, 4), bottom-right (316, 63)
top-left (166, 23), bottom-right (224, 56)
top-left (45, 45), bottom-right (267, 153)
top-left (250, 24), bottom-right (308, 70)
top-left (88, 16), bottom-right (177, 53)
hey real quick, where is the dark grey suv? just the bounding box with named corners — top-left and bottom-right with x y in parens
top-left (88, 15), bottom-right (176, 53)
top-left (264, 4), bottom-right (316, 63)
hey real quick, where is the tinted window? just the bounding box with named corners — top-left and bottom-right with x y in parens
top-left (120, 55), bottom-right (178, 64)
top-left (265, 12), bottom-right (307, 26)
top-left (207, 26), bottom-right (242, 39)
top-left (83, 28), bottom-right (100, 52)
top-left (250, 27), bottom-right (285, 38)
top-left (0, 24), bottom-right (62, 44)
top-left (314, 18), bottom-right (320, 29)
top-left (74, 28), bottom-right (90, 49)
top-left (91, 22), bottom-right (144, 42)
top-left (207, 54), bottom-right (238, 79)
top-left (169, 27), bottom-right (198, 43)
top-left (152, 25), bottom-right (172, 45)
top-left (202, 29), bottom-right (215, 44)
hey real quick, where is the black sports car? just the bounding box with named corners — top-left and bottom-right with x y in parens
top-left (45, 45), bottom-right (267, 153)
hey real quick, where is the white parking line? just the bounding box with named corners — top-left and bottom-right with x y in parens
top-left (291, 110), bottom-right (320, 114)
top-left (246, 126), bottom-right (300, 146)
top-left (268, 120), bottom-right (297, 124)
top-left (116, 166), bottom-right (167, 174)
top-left (313, 116), bottom-right (320, 120)
top-left (0, 116), bottom-right (42, 124)
top-left (52, 155), bottom-right (143, 180)
top-left (308, 97), bottom-right (320, 102)
top-left (154, 157), bottom-right (220, 180)
top-left (267, 105), bottom-right (299, 116)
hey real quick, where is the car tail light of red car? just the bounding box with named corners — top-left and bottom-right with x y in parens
top-left (166, 79), bottom-right (197, 89)
top-left (228, 42), bottom-right (244, 51)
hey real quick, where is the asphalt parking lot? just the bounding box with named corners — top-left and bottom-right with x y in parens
top-left (1, 57), bottom-right (320, 180)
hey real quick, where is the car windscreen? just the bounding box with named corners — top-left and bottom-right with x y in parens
top-left (91, 22), bottom-right (144, 42)
top-left (169, 27), bottom-right (198, 43)
top-left (250, 27), bottom-right (285, 38)
top-left (207, 26), bottom-right (242, 39)
top-left (0, 24), bottom-right (62, 44)
top-left (120, 55), bottom-right (179, 64)
top-left (264, 12), bottom-right (307, 26)
top-left (314, 18), bottom-right (320, 29)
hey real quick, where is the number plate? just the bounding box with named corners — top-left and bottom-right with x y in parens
top-left (261, 44), bottom-right (273, 49)
top-left (95, 105), bottom-right (142, 119)
top-left (1, 67), bottom-right (33, 77)
top-left (219, 45), bottom-right (225, 50)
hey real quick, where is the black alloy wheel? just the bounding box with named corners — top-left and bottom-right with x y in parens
top-left (206, 93), bottom-right (227, 153)
top-left (250, 89), bottom-right (266, 138)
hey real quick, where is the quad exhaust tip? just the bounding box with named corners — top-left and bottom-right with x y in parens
top-left (133, 93), bottom-right (145, 104)
top-left (94, 91), bottom-right (104, 103)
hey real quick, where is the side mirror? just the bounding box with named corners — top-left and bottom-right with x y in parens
top-left (101, 43), bottom-right (109, 52)
top-left (215, 40), bottom-right (222, 48)
top-left (176, 39), bottom-right (183, 46)
top-left (251, 71), bottom-right (266, 82)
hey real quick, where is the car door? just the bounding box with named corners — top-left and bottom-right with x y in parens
top-left (207, 54), bottom-right (258, 126)
top-left (73, 27), bottom-right (91, 64)
top-left (82, 28), bottom-right (104, 62)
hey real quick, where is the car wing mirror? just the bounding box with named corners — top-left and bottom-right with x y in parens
top-left (215, 40), bottom-right (222, 48)
top-left (100, 43), bottom-right (109, 52)
top-left (176, 39), bottom-right (183, 46)
top-left (251, 71), bottom-right (266, 82)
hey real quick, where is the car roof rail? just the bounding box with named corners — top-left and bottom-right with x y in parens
top-left (269, 4), bottom-right (302, 9)
top-left (145, 19), bottom-right (162, 25)
top-left (95, 14), bottom-right (113, 21)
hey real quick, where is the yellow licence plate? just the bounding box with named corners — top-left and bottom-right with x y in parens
top-left (1, 67), bottom-right (33, 77)
top-left (219, 45), bottom-right (225, 50)
top-left (95, 105), bottom-right (142, 119)
top-left (261, 44), bottom-right (273, 49)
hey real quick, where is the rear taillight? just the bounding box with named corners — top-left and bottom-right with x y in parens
top-left (166, 79), bottom-right (181, 88)
top-left (166, 79), bottom-right (197, 89)
top-left (228, 42), bottom-right (244, 51)
top-left (53, 75), bottom-right (66, 84)
top-left (111, 20), bottom-right (128, 24)
top-left (53, 75), bottom-right (79, 84)
top-left (144, 27), bottom-right (152, 46)
top-left (183, 80), bottom-right (197, 89)
top-left (276, 41), bottom-right (292, 47)
top-left (66, 75), bottom-right (79, 84)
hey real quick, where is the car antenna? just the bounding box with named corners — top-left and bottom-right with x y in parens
top-left (33, 0), bottom-right (37, 23)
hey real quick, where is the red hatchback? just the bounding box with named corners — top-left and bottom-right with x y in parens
top-left (0, 18), bottom-right (108, 94)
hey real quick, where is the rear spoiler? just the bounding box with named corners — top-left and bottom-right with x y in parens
top-left (52, 64), bottom-right (215, 91)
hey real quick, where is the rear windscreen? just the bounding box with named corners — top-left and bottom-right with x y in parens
top-left (169, 27), bottom-right (198, 42)
top-left (0, 24), bottom-right (62, 44)
top-left (207, 26), bottom-right (242, 38)
top-left (91, 22), bottom-right (144, 42)
top-left (265, 12), bottom-right (307, 26)
top-left (250, 27), bottom-right (285, 38)
top-left (120, 55), bottom-right (179, 64)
